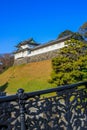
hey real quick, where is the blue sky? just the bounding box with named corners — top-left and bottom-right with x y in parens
top-left (0, 0), bottom-right (87, 53)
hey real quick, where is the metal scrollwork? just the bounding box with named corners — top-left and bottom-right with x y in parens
top-left (0, 82), bottom-right (87, 130)
top-left (25, 86), bottom-right (87, 130)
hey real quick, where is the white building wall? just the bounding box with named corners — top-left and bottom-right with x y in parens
top-left (14, 50), bottom-right (29, 59)
top-left (21, 44), bottom-right (30, 49)
top-left (14, 41), bottom-right (65, 59)
top-left (28, 41), bottom-right (64, 57)
top-left (21, 44), bottom-right (36, 49)
top-left (14, 52), bottom-right (23, 59)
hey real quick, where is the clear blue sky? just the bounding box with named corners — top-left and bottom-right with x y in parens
top-left (0, 0), bottom-right (87, 53)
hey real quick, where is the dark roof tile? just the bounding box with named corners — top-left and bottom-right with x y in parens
top-left (31, 35), bottom-right (72, 51)
top-left (16, 38), bottom-right (40, 47)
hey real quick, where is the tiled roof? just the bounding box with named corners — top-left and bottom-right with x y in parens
top-left (16, 38), bottom-right (40, 47)
top-left (31, 35), bottom-right (72, 51)
top-left (14, 35), bottom-right (72, 54)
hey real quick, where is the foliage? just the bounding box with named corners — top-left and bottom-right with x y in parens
top-left (58, 30), bottom-right (84, 41)
top-left (58, 22), bottom-right (87, 41)
top-left (0, 53), bottom-right (14, 74)
top-left (80, 22), bottom-right (87, 29)
top-left (71, 33), bottom-right (84, 41)
top-left (50, 39), bottom-right (87, 86)
top-left (57, 30), bottom-right (73, 39)
top-left (79, 22), bottom-right (87, 39)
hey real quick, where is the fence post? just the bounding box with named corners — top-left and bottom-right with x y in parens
top-left (17, 89), bottom-right (26, 130)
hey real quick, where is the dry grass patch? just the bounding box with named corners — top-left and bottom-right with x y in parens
top-left (0, 60), bottom-right (55, 94)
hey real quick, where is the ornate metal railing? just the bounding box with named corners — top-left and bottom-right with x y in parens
top-left (0, 81), bottom-right (87, 130)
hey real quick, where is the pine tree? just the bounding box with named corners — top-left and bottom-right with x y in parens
top-left (50, 39), bottom-right (87, 86)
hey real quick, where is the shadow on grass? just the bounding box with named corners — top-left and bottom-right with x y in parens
top-left (0, 82), bottom-right (8, 92)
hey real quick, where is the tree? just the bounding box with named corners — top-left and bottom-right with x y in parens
top-left (0, 53), bottom-right (14, 73)
top-left (78, 22), bottom-right (87, 40)
top-left (71, 33), bottom-right (84, 41)
top-left (50, 39), bottom-right (87, 86)
top-left (57, 30), bottom-right (73, 39)
top-left (58, 30), bottom-right (84, 41)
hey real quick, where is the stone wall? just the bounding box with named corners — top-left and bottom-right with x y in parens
top-left (14, 50), bottom-right (59, 65)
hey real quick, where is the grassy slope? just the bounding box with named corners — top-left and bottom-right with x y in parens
top-left (0, 60), bottom-right (55, 94)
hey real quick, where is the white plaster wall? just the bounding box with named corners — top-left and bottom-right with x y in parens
top-left (23, 50), bottom-right (29, 57)
top-left (14, 50), bottom-right (29, 59)
top-left (14, 52), bottom-right (23, 59)
top-left (28, 41), bottom-right (65, 57)
top-left (21, 44), bottom-right (30, 49)
top-left (21, 44), bottom-right (36, 49)
top-left (14, 41), bottom-right (65, 59)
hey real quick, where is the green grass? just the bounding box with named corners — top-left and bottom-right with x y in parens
top-left (0, 60), bottom-right (56, 94)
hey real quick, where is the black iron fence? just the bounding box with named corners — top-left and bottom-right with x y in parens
top-left (0, 81), bottom-right (87, 130)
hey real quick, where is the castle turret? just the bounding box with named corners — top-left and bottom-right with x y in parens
top-left (14, 38), bottom-right (40, 59)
